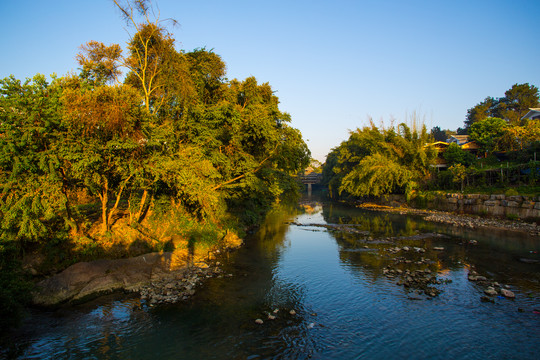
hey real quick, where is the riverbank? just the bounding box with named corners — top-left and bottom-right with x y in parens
top-left (31, 234), bottom-right (243, 307)
top-left (355, 202), bottom-right (540, 237)
top-left (5, 198), bottom-right (540, 359)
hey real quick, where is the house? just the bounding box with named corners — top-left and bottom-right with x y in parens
top-left (425, 137), bottom-right (480, 170)
top-left (427, 141), bottom-right (450, 169)
top-left (521, 108), bottom-right (540, 121)
top-left (446, 135), bottom-right (479, 155)
top-left (447, 135), bottom-right (470, 145)
top-left (460, 141), bottom-right (480, 153)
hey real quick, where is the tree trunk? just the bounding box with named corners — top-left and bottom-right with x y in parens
top-left (100, 178), bottom-right (109, 234)
top-left (136, 189), bottom-right (149, 223)
top-left (60, 168), bottom-right (79, 233)
top-left (107, 175), bottom-right (132, 228)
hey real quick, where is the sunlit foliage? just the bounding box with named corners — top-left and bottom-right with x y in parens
top-left (322, 119), bottom-right (435, 199)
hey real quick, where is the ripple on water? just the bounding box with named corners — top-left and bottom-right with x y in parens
top-left (5, 200), bottom-right (540, 360)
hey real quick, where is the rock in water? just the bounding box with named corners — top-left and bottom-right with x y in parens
top-left (484, 287), bottom-right (498, 296)
top-left (501, 289), bottom-right (515, 298)
top-left (255, 319), bottom-right (264, 324)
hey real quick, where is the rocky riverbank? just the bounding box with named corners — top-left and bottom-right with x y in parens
top-left (356, 203), bottom-right (540, 236)
top-left (139, 262), bottom-right (235, 306)
top-left (32, 234), bottom-right (243, 307)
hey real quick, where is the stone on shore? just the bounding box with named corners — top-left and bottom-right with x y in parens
top-left (32, 252), bottom-right (173, 306)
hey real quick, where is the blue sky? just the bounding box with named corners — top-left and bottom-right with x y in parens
top-left (1, 0), bottom-right (539, 161)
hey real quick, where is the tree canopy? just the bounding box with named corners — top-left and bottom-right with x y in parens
top-left (464, 83), bottom-right (539, 131)
top-left (0, 0), bottom-right (310, 246)
top-left (322, 120), bottom-right (435, 199)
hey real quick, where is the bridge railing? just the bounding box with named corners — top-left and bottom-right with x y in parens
top-left (298, 173), bottom-right (323, 184)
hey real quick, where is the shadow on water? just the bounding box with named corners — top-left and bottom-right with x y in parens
top-left (3, 194), bottom-right (540, 359)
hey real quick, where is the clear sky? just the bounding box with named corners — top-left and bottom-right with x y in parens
top-left (1, 0), bottom-right (539, 161)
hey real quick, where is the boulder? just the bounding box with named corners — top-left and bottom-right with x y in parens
top-left (32, 252), bottom-right (173, 306)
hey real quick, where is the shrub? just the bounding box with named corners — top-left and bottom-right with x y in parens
top-left (505, 188), bottom-right (519, 196)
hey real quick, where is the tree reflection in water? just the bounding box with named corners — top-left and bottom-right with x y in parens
top-left (319, 200), bottom-right (540, 297)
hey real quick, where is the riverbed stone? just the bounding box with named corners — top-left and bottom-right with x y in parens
top-left (484, 287), bottom-right (498, 296)
top-left (501, 289), bottom-right (516, 298)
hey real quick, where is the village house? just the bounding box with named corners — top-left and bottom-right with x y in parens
top-left (521, 108), bottom-right (540, 121)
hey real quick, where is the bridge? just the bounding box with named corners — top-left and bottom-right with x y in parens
top-left (298, 173), bottom-right (323, 195)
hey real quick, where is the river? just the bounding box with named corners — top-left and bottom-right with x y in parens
top-left (3, 196), bottom-right (540, 359)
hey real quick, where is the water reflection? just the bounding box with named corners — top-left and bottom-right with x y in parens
top-left (322, 202), bottom-right (540, 296)
top-left (4, 197), bottom-right (540, 359)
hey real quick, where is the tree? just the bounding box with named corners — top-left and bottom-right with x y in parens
top-left (497, 120), bottom-right (540, 152)
top-left (61, 78), bottom-right (150, 233)
top-left (0, 75), bottom-right (71, 242)
top-left (73, 0), bottom-right (310, 229)
top-left (443, 143), bottom-right (475, 166)
top-left (340, 152), bottom-right (415, 197)
top-left (76, 41), bottom-right (123, 85)
top-left (500, 83), bottom-right (540, 124)
top-left (463, 83), bottom-right (539, 130)
top-left (77, 0), bottom-right (180, 114)
top-left (465, 97), bottom-right (498, 129)
top-left (186, 48), bottom-right (227, 105)
top-left (449, 164), bottom-right (467, 191)
top-left (468, 117), bottom-right (507, 156)
top-left (430, 126), bottom-right (448, 142)
top-left (322, 119), bottom-right (435, 198)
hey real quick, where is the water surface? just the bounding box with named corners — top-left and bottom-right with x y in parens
top-left (3, 197), bottom-right (540, 359)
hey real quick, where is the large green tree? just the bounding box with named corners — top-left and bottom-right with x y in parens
top-left (323, 120), bottom-right (435, 198)
top-left (464, 83), bottom-right (539, 131)
top-left (468, 117), bottom-right (507, 156)
top-left (0, 75), bottom-right (70, 242)
top-left (501, 83), bottom-right (540, 123)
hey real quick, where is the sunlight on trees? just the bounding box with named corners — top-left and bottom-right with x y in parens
top-left (322, 117), bottom-right (435, 199)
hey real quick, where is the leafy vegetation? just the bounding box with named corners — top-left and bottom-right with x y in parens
top-left (464, 83), bottom-right (539, 131)
top-left (322, 83), bottom-right (539, 200)
top-left (0, 0), bottom-right (309, 330)
top-left (322, 119), bottom-right (435, 199)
